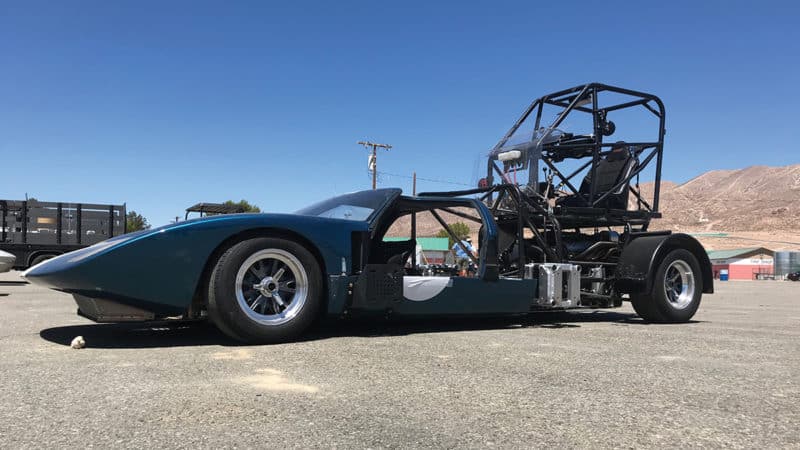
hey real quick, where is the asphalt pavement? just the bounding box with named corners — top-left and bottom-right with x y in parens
top-left (0, 272), bottom-right (798, 448)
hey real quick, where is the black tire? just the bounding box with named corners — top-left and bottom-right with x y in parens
top-left (30, 254), bottom-right (56, 267)
top-left (207, 237), bottom-right (323, 344)
top-left (630, 249), bottom-right (703, 323)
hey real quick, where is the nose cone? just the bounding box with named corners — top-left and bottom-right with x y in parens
top-left (21, 255), bottom-right (63, 286)
top-left (21, 236), bottom-right (127, 288)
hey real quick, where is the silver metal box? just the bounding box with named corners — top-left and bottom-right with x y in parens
top-left (526, 263), bottom-right (581, 308)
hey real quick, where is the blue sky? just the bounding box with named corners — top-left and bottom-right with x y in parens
top-left (2, 1), bottom-right (798, 226)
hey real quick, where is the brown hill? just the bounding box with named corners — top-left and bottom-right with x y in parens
top-left (387, 164), bottom-right (800, 250)
top-left (642, 164), bottom-right (800, 233)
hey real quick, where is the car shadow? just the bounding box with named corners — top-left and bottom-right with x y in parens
top-left (37, 309), bottom-right (682, 349)
top-left (39, 321), bottom-right (239, 349)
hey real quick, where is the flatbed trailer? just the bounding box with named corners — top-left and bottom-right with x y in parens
top-left (1, 200), bottom-right (126, 269)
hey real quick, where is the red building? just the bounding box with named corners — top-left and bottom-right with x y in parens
top-left (707, 247), bottom-right (774, 280)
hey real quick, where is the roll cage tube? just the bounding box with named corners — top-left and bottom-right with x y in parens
top-left (388, 196), bottom-right (499, 281)
top-left (420, 183), bottom-right (565, 265)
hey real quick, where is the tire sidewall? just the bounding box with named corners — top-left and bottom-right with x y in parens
top-left (209, 237), bottom-right (323, 343)
top-left (652, 249), bottom-right (703, 322)
top-left (30, 254), bottom-right (55, 267)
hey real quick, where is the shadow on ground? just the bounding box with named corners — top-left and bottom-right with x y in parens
top-left (39, 310), bottom-right (698, 349)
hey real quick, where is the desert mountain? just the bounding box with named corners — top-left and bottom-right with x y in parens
top-left (641, 164), bottom-right (800, 232)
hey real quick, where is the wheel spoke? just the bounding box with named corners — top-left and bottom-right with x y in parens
top-left (249, 295), bottom-right (266, 311)
top-left (279, 282), bottom-right (296, 293)
top-left (249, 265), bottom-right (266, 279)
top-left (273, 266), bottom-right (286, 282)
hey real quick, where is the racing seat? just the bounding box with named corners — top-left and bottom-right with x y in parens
top-left (556, 145), bottom-right (637, 210)
top-left (370, 238), bottom-right (416, 267)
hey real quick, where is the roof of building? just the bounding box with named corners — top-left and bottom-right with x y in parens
top-left (707, 247), bottom-right (774, 260)
top-left (384, 237), bottom-right (450, 251)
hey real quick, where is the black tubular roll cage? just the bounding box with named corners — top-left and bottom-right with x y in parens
top-left (418, 83), bottom-right (667, 273)
top-left (488, 82), bottom-right (665, 218)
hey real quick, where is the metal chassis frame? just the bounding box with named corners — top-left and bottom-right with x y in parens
top-left (419, 83), bottom-right (667, 279)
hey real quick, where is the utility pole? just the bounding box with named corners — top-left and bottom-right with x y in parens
top-left (358, 141), bottom-right (392, 190)
top-left (412, 172), bottom-right (417, 196)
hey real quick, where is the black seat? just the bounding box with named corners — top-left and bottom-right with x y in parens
top-left (557, 146), bottom-right (637, 210)
top-left (370, 238), bottom-right (416, 266)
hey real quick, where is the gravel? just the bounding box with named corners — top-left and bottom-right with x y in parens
top-left (1, 272), bottom-right (798, 448)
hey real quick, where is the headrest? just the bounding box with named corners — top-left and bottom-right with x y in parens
top-left (605, 146), bottom-right (629, 162)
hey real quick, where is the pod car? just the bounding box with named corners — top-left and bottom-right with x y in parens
top-left (23, 83), bottom-right (712, 343)
top-left (0, 250), bottom-right (16, 273)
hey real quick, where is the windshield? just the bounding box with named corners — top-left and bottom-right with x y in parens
top-left (503, 126), bottom-right (566, 149)
top-left (295, 188), bottom-right (401, 222)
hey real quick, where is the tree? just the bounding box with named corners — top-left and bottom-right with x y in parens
top-left (436, 221), bottom-right (471, 247)
top-left (126, 211), bottom-right (151, 232)
top-left (223, 199), bottom-right (261, 213)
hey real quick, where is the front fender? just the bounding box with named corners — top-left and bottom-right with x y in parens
top-left (24, 214), bottom-right (368, 314)
top-left (614, 233), bottom-right (713, 295)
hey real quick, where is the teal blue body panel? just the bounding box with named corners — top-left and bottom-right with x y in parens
top-left (393, 278), bottom-right (536, 315)
top-left (25, 214), bottom-right (368, 314)
top-left (325, 275), bottom-right (537, 316)
top-left (327, 275), bottom-right (355, 314)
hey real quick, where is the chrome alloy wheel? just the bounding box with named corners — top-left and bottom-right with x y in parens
top-left (663, 259), bottom-right (695, 310)
top-left (234, 249), bottom-right (308, 325)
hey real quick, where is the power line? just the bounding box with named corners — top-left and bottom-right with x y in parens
top-left (357, 141), bottom-right (392, 190)
top-left (376, 171), bottom-right (473, 187)
top-left (704, 234), bottom-right (800, 247)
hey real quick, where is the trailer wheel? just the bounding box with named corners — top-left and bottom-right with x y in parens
top-left (29, 254), bottom-right (56, 267)
top-left (631, 249), bottom-right (703, 323)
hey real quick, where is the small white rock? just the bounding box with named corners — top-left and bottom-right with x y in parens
top-left (70, 336), bottom-right (86, 349)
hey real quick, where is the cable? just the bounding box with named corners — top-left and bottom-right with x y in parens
top-left (376, 171), bottom-right (473, 187)
top-left (705, 235), bottom-right (800, 247)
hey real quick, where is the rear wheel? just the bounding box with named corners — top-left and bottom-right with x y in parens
top-left (207, 237), bottom-right (323, 343)
top-left (630, 249), bottom-right (703, 323)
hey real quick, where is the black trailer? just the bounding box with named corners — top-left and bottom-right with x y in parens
top-left (0, 200), bottom-right (126, 269)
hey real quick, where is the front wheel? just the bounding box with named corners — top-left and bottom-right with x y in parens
top-left (630, 249), bottom-right (703, 323)
top-left (207, 237), bottom-right (323, 343)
